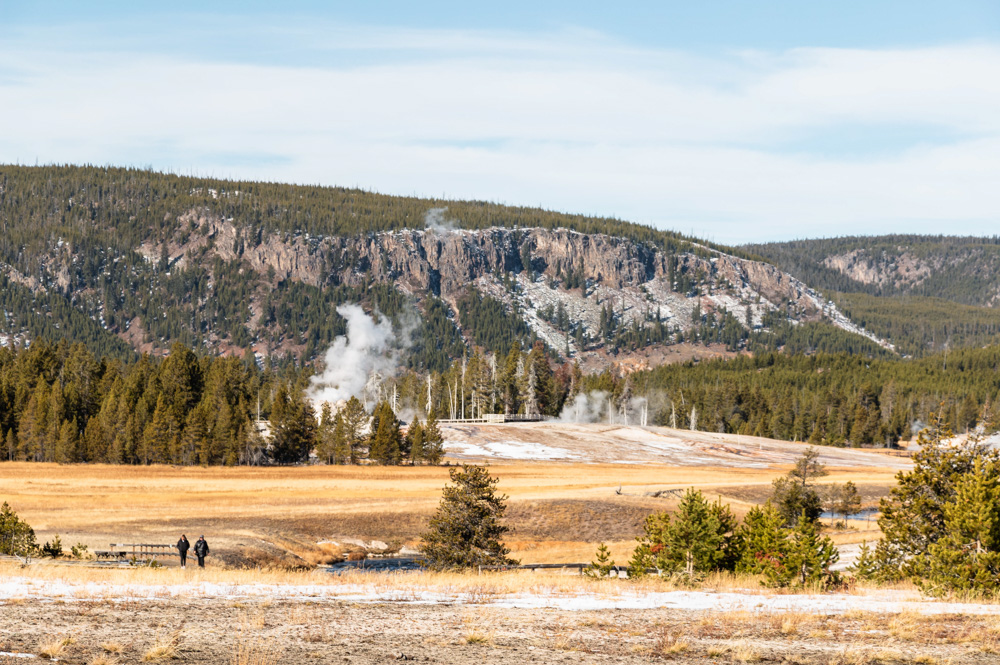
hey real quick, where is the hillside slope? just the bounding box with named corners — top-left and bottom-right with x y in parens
top-left (746, 235), bottom-right (1000, 355)
top-left (0, 164), bottom-right (889, 367)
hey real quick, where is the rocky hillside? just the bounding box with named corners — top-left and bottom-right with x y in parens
top-left (0, 165), bottom-right (892, 367)
top-left (746, 235), bottom-right (1000, 355)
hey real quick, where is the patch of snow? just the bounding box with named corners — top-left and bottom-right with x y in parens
top-left (3, 576), bottom-right (1000, 616)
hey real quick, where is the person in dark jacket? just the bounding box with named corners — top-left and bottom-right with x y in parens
top-left (176, 534), bottom-right (190, 569)
top-left (194, 535), bottom-right (210, 568)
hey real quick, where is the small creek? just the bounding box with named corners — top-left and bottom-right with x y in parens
top-left (325, 556), bottom-right (425, 574)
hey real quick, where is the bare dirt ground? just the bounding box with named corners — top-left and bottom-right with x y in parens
top-left (4, 593), bottom-right (1000, 664)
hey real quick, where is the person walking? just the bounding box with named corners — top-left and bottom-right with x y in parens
top-left (176, 534), bottom-right (190, 569)
top-left (194, 535), bottom-right (210, 568)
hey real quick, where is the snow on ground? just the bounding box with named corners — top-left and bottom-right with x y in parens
top-left (448, 440), bottom-right (579, 461)
top-left (443, 422), bottom-right (912, 469)
top-left (1, 575), bottom-right (998, 616)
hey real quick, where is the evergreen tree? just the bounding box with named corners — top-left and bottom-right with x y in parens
top-left (269, 384), bottom-right (317, 464)
top-left (585, 543), bottom-right (616, 578)
top-left (408, 418), bottom-right (426, 465)
top-left (771, 447), bottom-right (828, 526)
top-left (340, 396), bottom-right (368, 464)
top-left (628, 490), bottom-right (738, 578)
top-left (828, 481), bottom-right (862, 527)
top-left (873, 413), bottom-right (1000, 580)
top-left (140, 395), bottom-right (174, 464)
top-left (849, 541), bottom-right (878, 580)
top-left (422, 408), bottom-right (445, 464)
top-left (736, 503), bottom-right (790, 577)
top-left (0, 501), bottom-right (38, 563)
top-left (368, 400), bottom-right (402, 465)
top-left (628, 511), bottom-right (670, 578)
top-left (920, 458), bottom-right (1000, 596)
top-left (779, 511), bottom-right (839, 588)
top-left (420, 465), bottom-right (518, 570)
top-left (315, 402), bottom-right (337, 464)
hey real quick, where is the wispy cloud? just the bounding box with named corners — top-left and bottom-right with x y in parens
top-left (1, 20), bottom-right (997, 242)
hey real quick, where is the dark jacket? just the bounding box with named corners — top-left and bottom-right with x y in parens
top-left (177, 538), bottom-right (190, 553)
top-left (194, 538), bottom-right (209, 557)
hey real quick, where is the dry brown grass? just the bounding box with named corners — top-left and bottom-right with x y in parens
top-left (0, 460), bottom-right (899, 563)
top-left (142, 630), bottom-right (182, 661)
top-left (88, 655), bottom-right (120, 665)
top-left (229, 612), bottom-right (282, 665)
top-left (36, 636), bottom-right (74, 659)
top-left (101, 641), bottom-right (125, 654)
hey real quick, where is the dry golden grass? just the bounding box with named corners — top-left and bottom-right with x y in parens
top-left (0, 460), bottom-right (899, 564)
top-left (229, 611), bottom-right (282, 665)
top-left (653, 628), bottom-right (690, 656)
top-left (88, 655), bottom-right (120, 665)
top-left (101, 641), bottom-right (125, 654)
top-left (142, 630), bottom-right (182, 661)
top-left (36, 636), bottom-right (73, 659)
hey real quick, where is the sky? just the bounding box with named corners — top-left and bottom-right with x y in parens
top-left (2, 1), bottom-right (999, 244)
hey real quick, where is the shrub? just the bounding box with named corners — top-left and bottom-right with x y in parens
top-left (42, 534), bottom-right (64, 558)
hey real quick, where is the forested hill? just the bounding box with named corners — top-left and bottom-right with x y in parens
top-left (745, 235), bottom-right (1000, 356)
top-left (0, 164), bottom-right (890, 367)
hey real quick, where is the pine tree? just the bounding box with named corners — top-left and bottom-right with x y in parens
top-left (664, 489), bottom-right (738, 577)
top-left (628, 511), bottom-right (670, 578)
top-left (420, 465), bottom-right (518, 570)
top-left (736, 503), bottom-right (790, 577)
top-left (873, 412), bottom-right (1000, 580)
top-left (330, 411), bottom-right (350, 464)
top-left (54, 419), bottom-right (79, 464)
top-left (849, 541), bottom-right (878, 581)
top-left (585, 543), bottom-right (616, 578)
top-left (779, 511), bottom-right (839, 588)
top-left (368, 400), bottom-right (402, 465)
top-left (0, 501), bottom-right (38, 563)
top-left (771, 447), bottom-right (828, 526)
top-left (140, 396), bottom-right (174, 464)
top-left (408, 418), bottom-right (426, 465)
top-left (269, 384), bottom-right (317, 464)
top-left (423, 408), bottom-right (445, 464)
top-left (921, 458), bottom-right (1000, 596)
top-left (315, 402), bottom-right (336, 464)
top-left (340, 396), bottom-right (368, 464)
top-left (828, 481), bottom-right (862, 527)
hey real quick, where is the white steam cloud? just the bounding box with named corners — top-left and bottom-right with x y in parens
top-left (559, 391), bottom-right (609, 423)
top-left (559, 391), bottom-right (651, 426)
top-left (424, 206), bottom-right (457, 234)
top-left (307, 304), bottom-right (400, 410)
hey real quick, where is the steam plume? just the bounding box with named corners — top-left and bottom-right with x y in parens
top-left (307, 304), bottom-right (401, 410)
top-left (424, 206), bottom-right (457, 234)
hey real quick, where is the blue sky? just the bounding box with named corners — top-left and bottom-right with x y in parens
top-left (2, 1), bottom-right (999, 243)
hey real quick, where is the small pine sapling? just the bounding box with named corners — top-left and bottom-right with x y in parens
top-left (585, 543), bottom-right (616, 578)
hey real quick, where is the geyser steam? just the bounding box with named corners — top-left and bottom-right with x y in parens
top-left (307, 304), bottom-right (399, 409)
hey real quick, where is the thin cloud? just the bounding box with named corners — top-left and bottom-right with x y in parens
top-left (0, 22), bottom-right (998, 242)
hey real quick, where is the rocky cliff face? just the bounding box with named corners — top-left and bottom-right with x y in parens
top-left (147, 212), bottom-right (890, 359)
top-left (822, 249), bottom-right (933, 289)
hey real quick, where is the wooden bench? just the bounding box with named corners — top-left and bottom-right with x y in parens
top-left (94, 544), bottom-right (180, 563)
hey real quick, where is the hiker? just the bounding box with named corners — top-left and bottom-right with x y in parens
top-left (194, 535), bottom-right (210, 568)
top-left (176, 534), bottom-right (190, 569)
